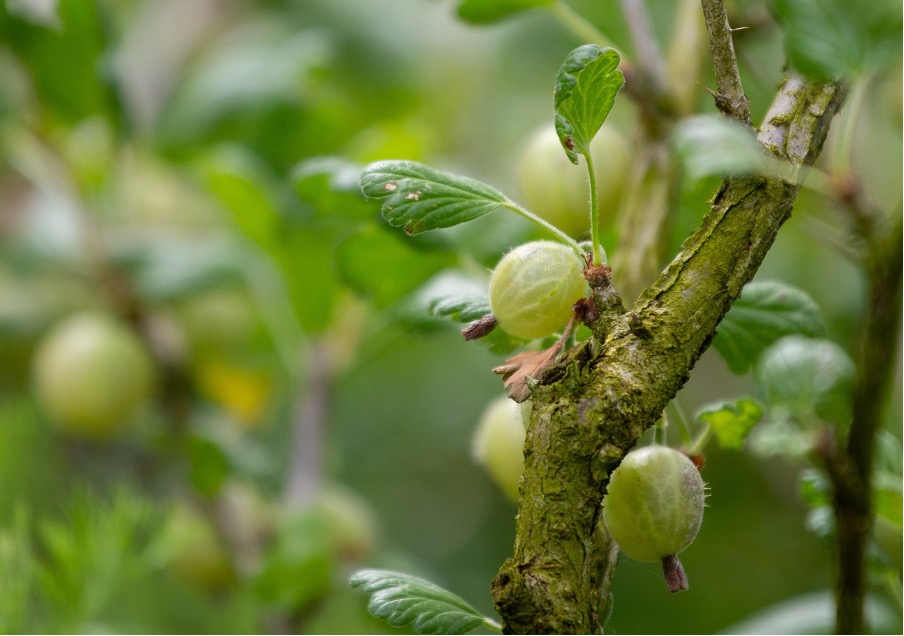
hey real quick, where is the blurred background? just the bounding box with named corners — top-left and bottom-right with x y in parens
top-left (0, 0), bottom-right (900, 633)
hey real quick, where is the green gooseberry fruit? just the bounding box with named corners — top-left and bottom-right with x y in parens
top-left (472, 396), bottom-right (529, 501)
top-left (517, 125), bottom-right (630, 238)
top-left (489, 241), bottom-right (588, 340)
top-left (32, 312), bottom-right (156, 440)
top-left (161, 502), bottom-right (237, 592)
top-left (602, 445), bottom-right (705, 590)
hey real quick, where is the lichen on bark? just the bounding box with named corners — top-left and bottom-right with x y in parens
top-left (491, 74), bottom-right (844, 634)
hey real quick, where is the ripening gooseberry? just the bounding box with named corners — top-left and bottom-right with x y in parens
top-left (489, 241), bottom-right (588, 340)
top-left (602, 445), bottom-right (705, 563)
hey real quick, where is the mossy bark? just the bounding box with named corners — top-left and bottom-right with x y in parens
top-left (491, 75), bottom-right (844, 634)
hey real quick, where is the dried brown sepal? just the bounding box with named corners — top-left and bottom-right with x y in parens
top-left (492, 316), bottom-right (578, 402)
top-left (492, 341), bottom-right (565, 403)
top-left (572, 297), bottom-right (597, 325)
top-left (661, 554), bottom-right (689, 593)
top-left (583, 263), bottom-right (612, 288)
top-left (461, 314), bottom-right (497, 340)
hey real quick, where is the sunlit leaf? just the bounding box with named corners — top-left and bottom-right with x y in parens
top-left (456, 0), bottom-right (552, 24)
top-left (696, 398), bottom-right (763, 449)
top-left (553, 45), bottom-right (624, 164)
top-left (360, 161), bottom-right (512, 235)
top-left (755, 335), bottom-right (856, 427)
top-left (714, 281), bottom-right (826, 374)
top-left (350, 569), bottom-right (490, 634)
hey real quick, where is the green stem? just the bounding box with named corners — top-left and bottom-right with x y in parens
top-left (582, 149), bottom-right (602, 266)
top-left (483, 616), bottom-right (503, 633)
top-left (548, 0), bottom-right (615, 49)
top-left (502, 202), bottom-right (585, 258)
top-left (653, 418), bottom-right (667, 445)
top-left (685, 424), bottom-right (713, 457)
top-left (667, 399), bottom-right (693, 446)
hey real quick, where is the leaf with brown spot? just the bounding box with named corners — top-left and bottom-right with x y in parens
top-left (360, 160), bottom-right (512, 234)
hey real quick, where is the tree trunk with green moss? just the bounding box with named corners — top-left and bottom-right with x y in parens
top-left (491, 75), bottom-right (844, 634)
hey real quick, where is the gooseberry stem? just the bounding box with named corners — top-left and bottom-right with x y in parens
top-left (582, 149), bottom-right (603, 266)
top-left (502, 202), bottom-right (585, 259)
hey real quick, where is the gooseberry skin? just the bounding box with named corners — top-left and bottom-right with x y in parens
top-left (518, 125), bottom-right (630, 238)
top-left (472, 396), bottom-right (528, 501)
top-left (489, 241), bottom-right (588, 340)
top-left (32, 313), bottom-right (155, 440)
top-left (602, 445), bottom-right (705, 562)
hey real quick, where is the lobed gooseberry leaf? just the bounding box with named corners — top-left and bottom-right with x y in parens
top-left (360, 161), bottom-right (511, 235)
top-left (456, 0), bottom-right (552, 24)
top-left (696, 398), bottom-right (763, 450)
top-left (350, 569), bottom-right (494, 634)
top-left (714, 281), bottom-right (826, 374)
top-left (755, 335), bottom-right (856, 427)
top-left (553, 45), bottom-right (624, 165)
top-left (773, 0), bottom-right (901, 78)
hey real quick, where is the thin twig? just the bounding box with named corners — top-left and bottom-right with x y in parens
top-left (834, 212), bottom-right (902, 634)
top-left (618, 0), bottom-right (667, 96)
top-left (700, 0), bottom-right (751, 124)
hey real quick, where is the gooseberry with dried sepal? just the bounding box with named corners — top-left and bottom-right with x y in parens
top-left (488, 241), bottom-right (588, 340)
top-left (602, 445), bottom-right (706, 592)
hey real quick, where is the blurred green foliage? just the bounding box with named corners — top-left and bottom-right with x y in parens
top-left (0, 0), bottom-right (900, 633)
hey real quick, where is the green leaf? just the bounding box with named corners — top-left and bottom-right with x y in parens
top-left (360, 161), bottom-right (511, 235)
top-left (255, 511), bottom-right (334, 610)
top-left (2, 0), bottom-right (115, 125)
top-left (748, 420), bottom-right (821, 461)
top-left (335, 226), bottom-right (455, 308)
top-left (696, 398), bottom-right (763, 450)
top-left (672, 115), bottom-right (770, 181)
top-left (456, 0), bottom-right (553, 24)
top-left (199, 145), bottom-right (281, 248)
top-left (755, 335), bottom-right (856, 427)
top-left (419, 271), bottom-right (492, 323)
top-left (714, 281), bottom-right (826, 374)
top-left (291, 156), bottom-right (376, 222)
top-left (773, 0), bottom-right (901, 78)
top-left (553, 45), bottom-right (624, 165)
top-left (350, 569), bottom-right (491, 634)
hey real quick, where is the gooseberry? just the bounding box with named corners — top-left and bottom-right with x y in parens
top-left (32, 312), bottom-right (155, 440)
top-left (472, 396), bottom-right (529, 501)
top-left (489, 241), bottom-right (588, 340)
top-left (517, 125), bottom-right (630, 238)
top-left (161, 502), bottom-right (237, 592)
top-left (602, 445), bottom-right (705, 564)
